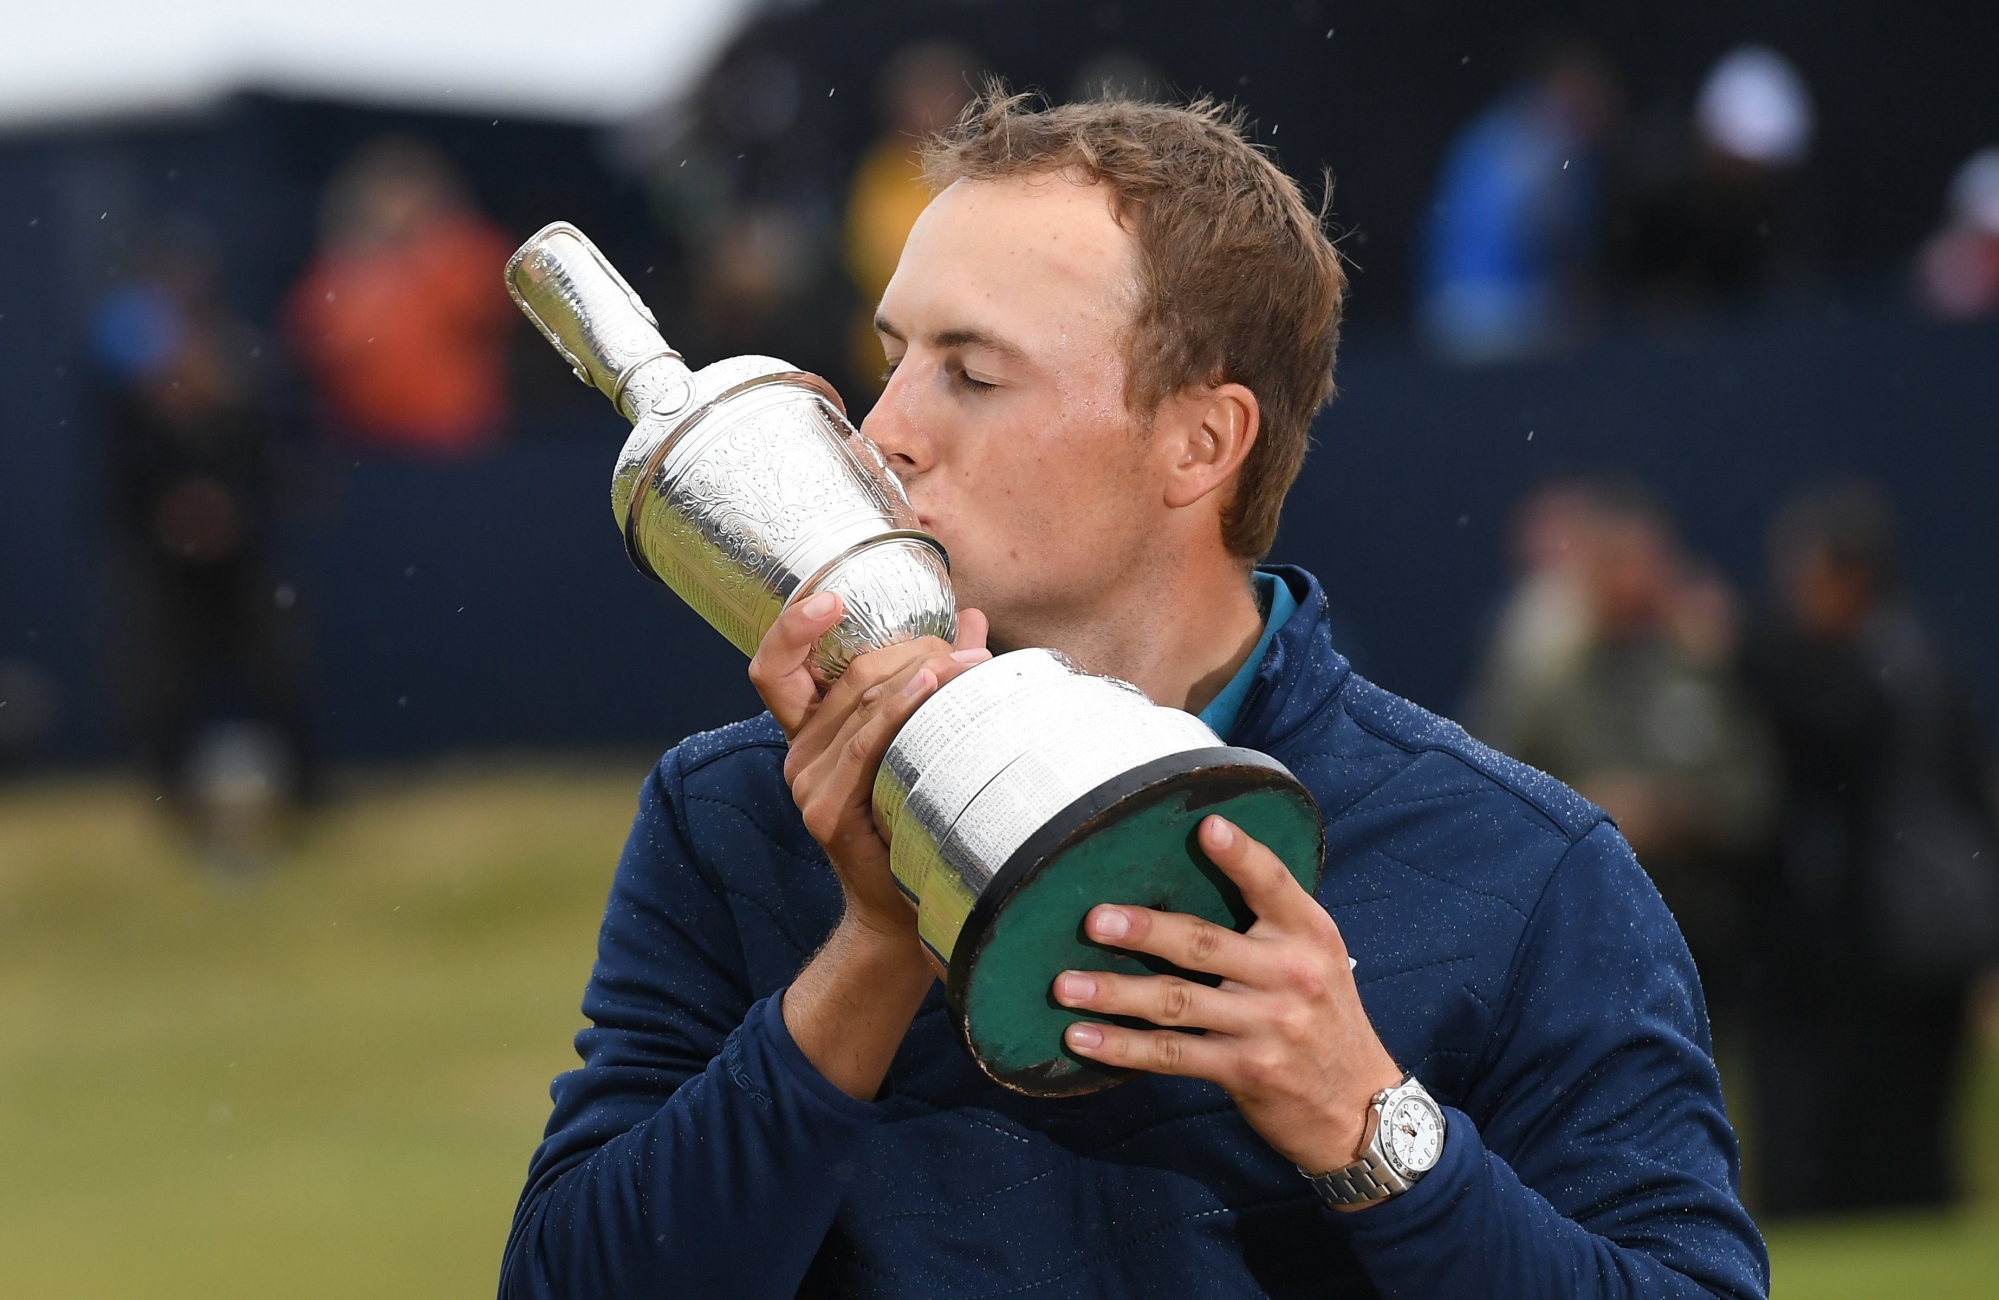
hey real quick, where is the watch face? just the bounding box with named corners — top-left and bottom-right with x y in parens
top-left (1381, 1095), bottom-right (1445, 1177)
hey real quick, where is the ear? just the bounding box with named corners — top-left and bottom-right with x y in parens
top-left (1160, 381), bottom-right (1260, 510)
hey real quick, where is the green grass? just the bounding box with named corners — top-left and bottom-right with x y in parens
top-left (0, 768), bottom-right (1993, 1298)
top-left (0, 767), bottom-right (637, 1300)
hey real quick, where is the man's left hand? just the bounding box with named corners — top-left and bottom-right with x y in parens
top-left (1054, 814), bottom-right (1404, 1187)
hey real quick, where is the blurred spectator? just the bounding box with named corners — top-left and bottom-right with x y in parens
top-left (284, 137), bottom-right (514, 457)
top-left (1466, 479), bottom-right (1598, 745)
top-left (1417, 38), bottom-right (1622, 363)
top-left (0, 659), bottom-right (60, 769)
top-left (844, 39), bottom-right (983, 387)
top-left (1915, 147), bottom-right (1999, 320)
top-left (1740, 482), bottom-right (1999, 1216)
top-left (91, 226), bottom-right (312, 857)
top-left (634, 41), bottom-right (855, 389)
top-left (1471, 479), bottom-right (1775, 1012)
top-left (1613, 45), bottom-right (1819, 310)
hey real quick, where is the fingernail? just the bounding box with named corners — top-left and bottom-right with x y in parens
top-left (1057, 972), bottom-right (1097, 1003)
top-left (1091, 908), bottom-right (1130, 939)
top-left (801, 592), bottom-right (838, 619)
top-left (901, 668), bottom-right (936, 698)
top-left (1066, 1023), bottom-right (1103, 1050)
top-left (950, 647), bottom-right (990, 664)
top-left (1203, 816), bottom-right (1235, 850)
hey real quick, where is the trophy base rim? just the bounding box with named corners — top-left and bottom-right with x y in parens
top-left (943, 746), bottom-right (1325, 1098)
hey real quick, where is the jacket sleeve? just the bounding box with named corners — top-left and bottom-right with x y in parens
top-left (498, 756), bottom-right (881, 1299)
top-left (1342, 821), bottom-right (1769, 1299)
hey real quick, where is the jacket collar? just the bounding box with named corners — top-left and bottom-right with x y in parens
top-left (1225, 564), bottom-right (1352, 752)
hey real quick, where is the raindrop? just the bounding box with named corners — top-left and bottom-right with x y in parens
top-left (397, 696), bottom-right (409, 708)
top-left (827, 86), bottom-right (836, 97)
top-left (1457, 514), bottom-right (1470, 528)
top-left (1526, 430), bottom-right (1535, 441)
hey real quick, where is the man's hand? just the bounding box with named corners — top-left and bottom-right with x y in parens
top-left (1053, 815), bottom-right (1403, 1193)
top-left (748, 590), bottom-right (990, 1098)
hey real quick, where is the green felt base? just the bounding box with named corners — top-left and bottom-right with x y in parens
top-left (945, 748), bottom-right (1324, 1096)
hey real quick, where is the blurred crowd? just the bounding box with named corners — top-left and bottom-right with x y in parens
top-left (57, 25), bottom-right (1999, 1215)
top-left (1420, 38), bottom-right (1999, 361)
top-left (85, 138), bottom-right (517, 864)
top-left (1468, 476), bottom-right (1999, 1217)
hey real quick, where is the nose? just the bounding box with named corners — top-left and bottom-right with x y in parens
top-left (859, 361), bottom-right (935, 482)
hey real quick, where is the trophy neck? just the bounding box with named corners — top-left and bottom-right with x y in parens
top-left (506, 221), bottom-right (692, 424)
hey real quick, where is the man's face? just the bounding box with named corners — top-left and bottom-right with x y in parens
top-left (863, 173), bottom-right (1165, 649)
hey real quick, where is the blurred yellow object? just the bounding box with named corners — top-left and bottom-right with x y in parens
top-left (845, 140), bottom-right (931, 306)
top-left (843, 139), bottom-right (931, 392)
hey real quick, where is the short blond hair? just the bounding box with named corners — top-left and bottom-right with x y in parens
top-left (923, 89), bottom-right (1346, 560)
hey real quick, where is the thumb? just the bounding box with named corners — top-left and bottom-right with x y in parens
top-left (749, 591), bottom-right (845, 736)
top-left (954, 607), bottom-right (990, 656)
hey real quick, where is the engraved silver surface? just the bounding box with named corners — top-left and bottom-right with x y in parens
top-left (508, 221), bottom-right (955, 679)
top-left (876, 649), bottom-right (1223, 959)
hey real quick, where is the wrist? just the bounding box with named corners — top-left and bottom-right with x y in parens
top-left (1297, 1055), bottom-right (1404, 1176)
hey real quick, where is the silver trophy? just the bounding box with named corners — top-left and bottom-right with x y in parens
top-left (509, 222), bottom-right (1323, 1095)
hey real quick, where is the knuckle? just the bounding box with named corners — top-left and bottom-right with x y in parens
top-left (1188, 922), bottom-right (1223, 965)
top-left (1274, 1005), bottom-right (1312, 1042)
top-left (1283, 958), bottom-right (1328, 1000)
top-left (1150, 1033), bottom-right (1185, 1073)
top-left (1246, 1046), bottom-right (1286, 1085)
top-left (801, 802), bottom-right (838, 843)
top-left (1160, 980), bottom-right (1195, 1023)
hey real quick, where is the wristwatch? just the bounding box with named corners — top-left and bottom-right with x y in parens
top-left (1301, 1073), bottom-right (1447, 1207)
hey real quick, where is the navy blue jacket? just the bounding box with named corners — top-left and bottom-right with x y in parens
top-left (501, 567), bottom-right (1768, 1299)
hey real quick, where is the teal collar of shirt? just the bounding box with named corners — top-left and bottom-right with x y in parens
top-left (1195, 570), bottom-right (1297, 740)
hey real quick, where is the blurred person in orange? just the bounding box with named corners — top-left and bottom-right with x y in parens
top-left (1740, 482), bottom-right (1999, 1216)
top-left (1475, 479), bottom-right (1775, 1019)
top-left (283, 137), bottom-right (514, 457)
top-left (1916, 147), bottom-right (1999, 320)
top-left (842, 39), bottom-right (981, 390)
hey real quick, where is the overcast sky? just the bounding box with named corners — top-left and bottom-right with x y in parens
top-left (0, 0), bottom-right (753, 128)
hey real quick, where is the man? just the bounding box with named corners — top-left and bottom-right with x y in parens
top-left (501, 94), bottom-right (1765, 1299)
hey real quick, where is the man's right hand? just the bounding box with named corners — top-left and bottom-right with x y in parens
top-left (748, 590), bottom-right (990, 1098)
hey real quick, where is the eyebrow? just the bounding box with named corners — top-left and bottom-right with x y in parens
top-left (873, 313), bottom-right (1029, 365)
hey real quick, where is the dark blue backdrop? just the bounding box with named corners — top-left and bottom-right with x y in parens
top-left (8, 302), bottom-right (1990, 763)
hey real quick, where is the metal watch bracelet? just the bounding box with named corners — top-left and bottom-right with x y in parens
top-left (1301, 1075), bottom-right (1443, 1208)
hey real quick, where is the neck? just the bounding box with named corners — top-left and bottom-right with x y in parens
top-left (995, 549), bottom-right (1267, 714)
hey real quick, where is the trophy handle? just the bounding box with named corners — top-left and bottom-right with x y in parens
top-left (506, 221), bottom-right (692, 422)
